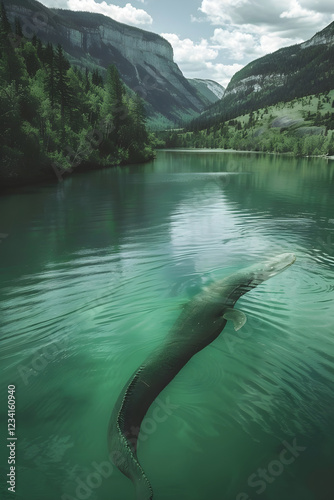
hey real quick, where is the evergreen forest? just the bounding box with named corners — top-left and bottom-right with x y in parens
top-left (0, 2), bottom-right (155, 186)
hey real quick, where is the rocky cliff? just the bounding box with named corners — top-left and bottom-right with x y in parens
top-left (300, 21), bottom-right (334, 49)
top-left (3, 0), bottom-right (219, 127)
top-left (187, 79), bottom-right (225, 107)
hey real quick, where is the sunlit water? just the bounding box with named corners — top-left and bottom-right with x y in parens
top-left (1, 150), bottom-right (334, 500)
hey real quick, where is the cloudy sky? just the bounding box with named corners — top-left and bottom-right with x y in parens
top-left (39, 0), bottom-right (334, 87)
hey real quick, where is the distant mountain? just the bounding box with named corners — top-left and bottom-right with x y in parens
top-left (187, 79), bottom-right (225, 106)
top-left (3, 0), bottom-right (221, 127)
top-left (196, 21), bottom-right (334, 127)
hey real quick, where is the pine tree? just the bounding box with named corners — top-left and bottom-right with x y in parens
top-left (0, 3), bottom-right (25, 86)
top-left (45, 43), bottom-right (55, 107)
top-left (85, 67), bottom-right (90, 92)
top-left (107, 65), bottom-right (124, 100)
top-left (92, 69), bottom-right (103, 87)
top-left (92, 69), bottom-right (98, 86)
top-left (44, 42), bottom-right (54, 65)
top-left (14, 18), bottom-right (23, 38)
top-left (131, 94), bottom-right (148, 144)
top-left (54, 44), bottom-right (71, 120)
top-left (22, 42), bottom-right (40, 76)
top-left (106, 64), bottom-right (126, 145)
top-left (0, 2), bottom-right (11, 35)
top-left (0, 1), bottom-right (11, 58)
top-left (36, 38), bottom-right (43, 59)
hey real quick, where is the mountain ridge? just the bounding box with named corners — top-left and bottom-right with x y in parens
top-left (188, 78), bottom-right (225, 102)
top-left (195, 20), bottom-right (334, 127)
top-left (3, 0), bottom-right (224, 127)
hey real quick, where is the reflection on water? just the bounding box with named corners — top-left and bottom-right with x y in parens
top-left (0, 150), bottom-right (334, 500)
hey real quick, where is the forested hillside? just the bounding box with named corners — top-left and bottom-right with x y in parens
top-left (161, 92), bottom-right (334, 156)
top-left (193, 22), bottom-right (334, 131)
top-left (2, 0), bottom-right (223, 129)
top-left (0, 2), bottom-right (155, 187)
top-left (160, 19), bottom-right (334, 157)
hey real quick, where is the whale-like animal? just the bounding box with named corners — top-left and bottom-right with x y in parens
top-left (108, 253), bottom-right (296, 499)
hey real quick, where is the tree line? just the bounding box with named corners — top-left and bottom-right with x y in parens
top-left (0, 2), bottom-right (155, 186)
top-left (159, 94), bottom-right (334, 157)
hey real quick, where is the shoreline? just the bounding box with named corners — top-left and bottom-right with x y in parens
top-left (0, 154), bottom-right (156, 192)
top-left (2, 148), bottom-right (333, 192)
top-left (157, 147), bottom-right (334, 160)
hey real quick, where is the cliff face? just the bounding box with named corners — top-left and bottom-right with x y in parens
top-left (300, 22), bottom-right (334, 49)
top-left (187, 79), bottom-right (225, 107)
top-left (3, 0), bottom-right (215, 126)
top-left (223, 22), bottom-right (334, 103)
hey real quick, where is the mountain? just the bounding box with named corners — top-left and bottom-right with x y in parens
top-left (2, 0), bottom-right (221, 128)
top-left (196, 21), bottom-right (334, 127)
top-left (187, 79), bottom-right (225, 106)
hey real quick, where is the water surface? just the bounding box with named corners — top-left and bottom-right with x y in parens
top-left (1, 150), bottom-right (334, 500)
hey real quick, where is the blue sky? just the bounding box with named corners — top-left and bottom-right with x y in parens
top-left (39, 0), bottom-right (334, 87)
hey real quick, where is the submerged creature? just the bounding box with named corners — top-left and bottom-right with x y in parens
top-left (108, 253), bottom-right (296, 499)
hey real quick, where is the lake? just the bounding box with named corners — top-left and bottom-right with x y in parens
top-left (1, 149), bottom-right (334, 500)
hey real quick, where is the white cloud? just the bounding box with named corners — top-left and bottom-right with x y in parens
top-left (161, 24), bottom-right (303, 87)
top-left (160, 33), bottom-right (241, 87)
top-left (211, 29), bottom-right (257, 60)
top-left (204, 62), bottom-right (244, 87)
top-left (162, 0), bottom-right (332, 86)
top-left (211, 28), bottom-right (302, 61)
top-left (280, 0), bottom-right (324, 21)
top-left (67, 0), bottom-right (153, 26)
top-left (161, 33), bottom-right (218, 64)
top-left (199, 0), bottom-right (256, 25)
top-left (199, 0), bottom-right (334, 39)
top-left (195, 0), bottom-right (334, 81)
top-left (259, 34), bottom-right (301, 53)
top-left (190, 14), bottom-right (207, 23)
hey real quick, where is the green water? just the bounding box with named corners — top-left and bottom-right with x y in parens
top-left (1, 150), bottom-right (334, 500)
